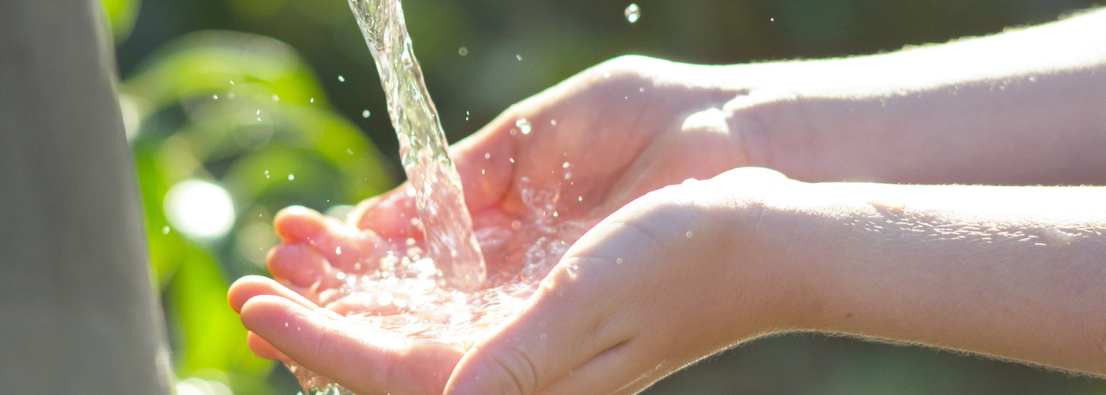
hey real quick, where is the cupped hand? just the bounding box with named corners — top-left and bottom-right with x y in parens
top-left (443, 167), bottom-right (798, 394)
top-left (229, 55), bottom-right (771, 395)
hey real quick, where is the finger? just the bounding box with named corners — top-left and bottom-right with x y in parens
top-left (273, 206), bottom-right (332, 243)
top-left (449, 115), bottom-right (518, 213)
top-left (228, 276), bottom-right (342, 320)
top-left (247, 331), bottom-right (290, 362)
top-left (274, 206), bottom-right (387, 272)
top-left (241, 296), bottom-right (464, 395)
top-left (444, 262), bottom-right (631, 395)
top-left (229, 276), bottom-right (318, 313)
top-left (350, 189), bottom-right (422, 240)
top-left (266, 244), bottom-right (329, 287)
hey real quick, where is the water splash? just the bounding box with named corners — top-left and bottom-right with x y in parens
top-left (288, 188), bottom-right (591, 394)
top-left (624, 3), bottom-right (641, 23)
top-left (516, 118), bottom-right (532, 135)
top-left (348, 0), bottom-right (486, 292)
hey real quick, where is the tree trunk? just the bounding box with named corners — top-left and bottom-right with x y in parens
top-left (0, 1), bottom-right (173, 393)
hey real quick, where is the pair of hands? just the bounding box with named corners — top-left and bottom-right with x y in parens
top-left (228, 56), bottom-right (796, 394)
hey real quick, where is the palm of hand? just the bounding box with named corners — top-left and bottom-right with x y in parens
top-left (228, 57), bottom-right (752, 395)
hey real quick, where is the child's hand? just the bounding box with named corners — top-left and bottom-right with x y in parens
top-left (444, 167), bottom-right (797, 394)
top-left (229, 56), bottom-right (772, 394)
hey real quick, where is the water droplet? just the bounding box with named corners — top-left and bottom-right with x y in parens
top-left (639, 87), bottom-right (645, 93)
top-left (335, 272), bottom-right (345, 280)
top-left (284, 322), bottom-right (289, 327)
top-left (212, 94), bottom-right (219, 100)
top-left (162, 226), bottom-right (170, 235)
top-left (516, 54), bottom-right (523, 61)
top-left (256, 109), bottom-right (261, 115)
top-left (272, 94), bottom-right (280, 101)
top-left (578, 196), bottom-right (583, 202)
top-left (550, 119), bottom-right (558, 126)
top-left (567, 264), bottom-right (579, 275)
top-left (484, 153), bottom-right (491, 159)
top-left (516, 118), bottom-right (532, 134)
top-left (230, 80), bottom-right (235, 85)
top-left (562, 162), bottom-right (570, 169)
top-left (686, 231), bottom-right (693, 238)
top-left (406, 186), bottom-right (416, 196)
top-left (616, 258), bottom-right (624, 264)
top-left (481, 169), bottom-right (485, 175)
top-left (625, 3), bottom-right (641, 23)
top-left (564, 172), bottom-right (572, 180)
top-left (310, 98), bottom-right (315, 103)
top-left (466, 111), bottom-right (471, 121)
top-left (509, 158), bottom-right (515, 163)
top-left (770, 17), bottom-right (775, 22)
top-left (511, 220), bottom-right (522, 231)
top-left (335, 246), bottom-right (342, 255)
top-left (338, 75), bottom-right (346, 82)
top-left (1042, 228), bottom-right (1075, 247)
top-left (361, 110), bottom-right (371, 118)
top-left (406, 238), bottom-right (416, 246)
top-left (265, 170), bottom-right (270, 179)
top-left (458, 47), bottom-right (468, 56)
top-left (288, 174), bottom-right (295, 181)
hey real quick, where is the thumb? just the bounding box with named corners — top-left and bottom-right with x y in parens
top-left (443, 258), bottom-right (643, 395)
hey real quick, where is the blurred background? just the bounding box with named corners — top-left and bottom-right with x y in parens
top-left (101, 0), bottom-right (1106, 393)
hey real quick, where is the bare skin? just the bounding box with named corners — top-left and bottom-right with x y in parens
top-left (228, 8), bottom-right (1106, 395)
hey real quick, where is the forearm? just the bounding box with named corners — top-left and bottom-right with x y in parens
top-left (725, 8), bottom-right (1106, 184)
top-left (757, 180), bottom-right (1106, 375)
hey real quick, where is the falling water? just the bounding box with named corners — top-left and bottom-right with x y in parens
top-left (349, 0), bottom-right (486, 292)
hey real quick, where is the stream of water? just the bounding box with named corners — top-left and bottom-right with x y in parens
top-left (350, 0), bottom-right (486, 293)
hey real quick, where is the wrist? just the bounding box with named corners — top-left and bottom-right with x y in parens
top-left (701, 168), bottom-right (823, 337)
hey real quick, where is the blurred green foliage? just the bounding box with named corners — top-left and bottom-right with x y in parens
top-left (112, 7), bottom-right (393, 391)
top-left (105, 0), bottom-right (1106, 393)
top-left (102, 0), bottom-right (141, 43)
